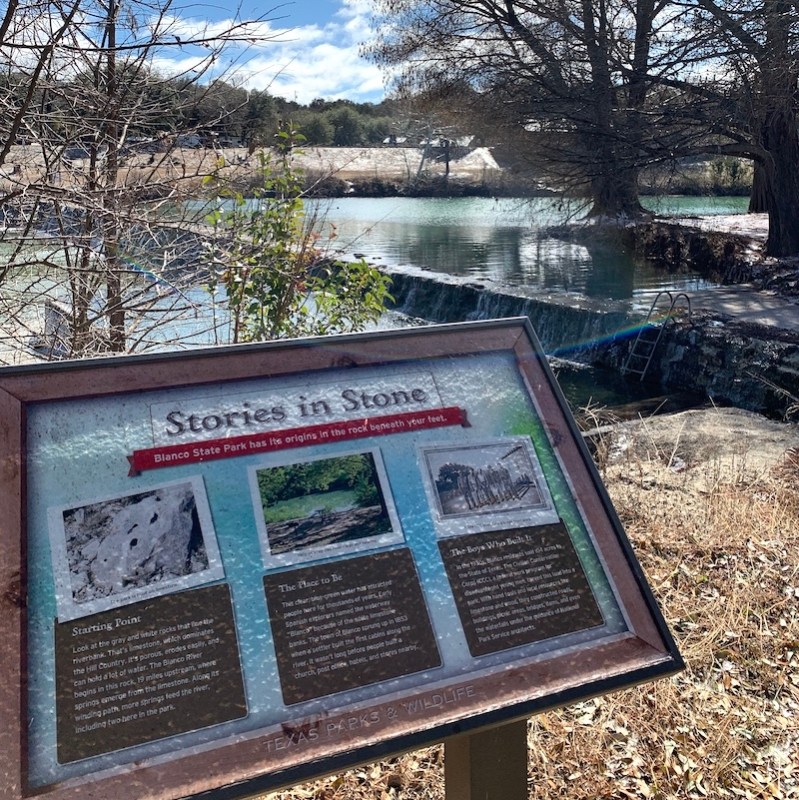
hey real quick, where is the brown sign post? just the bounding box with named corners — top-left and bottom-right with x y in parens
top-left (0, 318), bottom-right (681, 800)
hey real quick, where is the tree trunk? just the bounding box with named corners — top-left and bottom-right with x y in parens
top-left (104, 0), bottom-right (126, 352)
top-left (761, 110), bottom-right (799, 256)
top-left (581, 0), bottom-right (646, 218)
top-left (588, 162), bottom-right (645, 217)
top-left (759, 0), bottom-right (799, 256)
top-left (748, 161), bottom-right (768, 213)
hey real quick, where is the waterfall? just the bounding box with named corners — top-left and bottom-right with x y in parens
top-left (381, 265), bottom-right (636, 359)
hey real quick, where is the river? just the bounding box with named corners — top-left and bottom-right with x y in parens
top-left (307, 195), bottom-right (748, 410)
top-left (5, 195), bottom-right (748, 408)
top-left (309, 195), bottom-right (748, 305)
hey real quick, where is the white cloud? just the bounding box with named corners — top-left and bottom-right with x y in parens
top-left (173, 2), bottom-right (386, 103)
top-left (241, 39), bottom-right (385, 103)
top-left (148, 14), bottom-right (269, 42)
top-left (3, 0), bottom-right (386, 103)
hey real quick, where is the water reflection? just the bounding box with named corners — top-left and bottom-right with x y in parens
top-left (313, 196), bottom-right (747, 302)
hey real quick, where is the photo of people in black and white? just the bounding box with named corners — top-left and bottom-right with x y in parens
top-left (421, 438), bottom-right (557, 534)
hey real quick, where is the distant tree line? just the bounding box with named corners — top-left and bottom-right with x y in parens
top-left (172, 84), bottom-right (418, 148)
top-left (0, 66), bottom-right (431, 148)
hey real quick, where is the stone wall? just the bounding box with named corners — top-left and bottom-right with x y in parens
top-left (597, 315), bottom-right (799, 418)
top-left (381, 262), bottom-right (799, 418)
top-left (624, 220), bottom-right (755, 283)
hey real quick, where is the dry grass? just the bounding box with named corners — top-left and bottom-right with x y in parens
top-left (261, 409), bottom-right (798, 800)
top-left (529, 410), bottom-right (799, 799)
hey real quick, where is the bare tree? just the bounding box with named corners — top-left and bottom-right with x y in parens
top-left (368, 0), bottom-right (681, 217)
top-left (672, 0), bottom-right (799, 256)
top-left (0, 0), bottom-right (278, 363)
top-left (369, 0), bottom-right (799, 256)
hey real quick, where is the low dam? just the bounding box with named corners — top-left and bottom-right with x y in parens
top-left (384, 264), bottom-right (634, 358)
top-left (381, 263), bottom-right (799, 419)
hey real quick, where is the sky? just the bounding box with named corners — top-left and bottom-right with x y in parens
top-left (188, 0), bottom-right (388, 104)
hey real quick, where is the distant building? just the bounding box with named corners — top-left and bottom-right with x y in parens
top-left (419, 136), bottom-right (476, 148)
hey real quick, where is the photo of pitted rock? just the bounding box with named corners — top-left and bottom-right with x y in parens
top-left (62, 482), bottom-right (209, 604)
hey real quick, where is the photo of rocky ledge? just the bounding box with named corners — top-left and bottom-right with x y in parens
top-left (61, 481), bottom-right (210, 605)
top-left (255, 451), bottom-right (399, 557)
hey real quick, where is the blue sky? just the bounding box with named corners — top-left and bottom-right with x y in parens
top-left (187, 0), bottom-right (387, 104)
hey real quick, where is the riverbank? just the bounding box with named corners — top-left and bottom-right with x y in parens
top-left (0, 144), bottom-right (519, 200)
top-left (635, 213), bottom-right (799, 297)
top-left (0, 145), bottom-right (751, 200)
top-left (258, 405), bottom-right (799, 800)
top-left (553, 210), bottom-right (799, 295)
top-left (536, 212), bottom-right (799, 416)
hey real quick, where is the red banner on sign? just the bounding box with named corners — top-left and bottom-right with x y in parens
top-left (128, 406), bottom-right (470, 476)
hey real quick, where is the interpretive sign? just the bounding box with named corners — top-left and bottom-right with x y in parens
top-left (0, 318), bottom-right (682, 800)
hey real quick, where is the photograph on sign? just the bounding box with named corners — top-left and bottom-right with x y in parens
top-left (0, 319), bottom-right (682, 800)
top-left (250, 448), bottom-right (404, 567)
top-left (419, 437), bottom-right (557, 535)
top-left (46, 476), bottom-right (224, 622)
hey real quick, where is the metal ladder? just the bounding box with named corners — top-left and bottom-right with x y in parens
top-left (622, 291), bottom-right (692, 381)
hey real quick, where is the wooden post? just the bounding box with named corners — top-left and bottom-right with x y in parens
top-left (444, 719), bottom-right (528, 800)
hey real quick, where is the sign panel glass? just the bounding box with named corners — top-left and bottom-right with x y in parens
top-left (0, 319), bottom-right (681, 800)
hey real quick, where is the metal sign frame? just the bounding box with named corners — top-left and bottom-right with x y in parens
top-left (0, 318), bottom-right (682, 800)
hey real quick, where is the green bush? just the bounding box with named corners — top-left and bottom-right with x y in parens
top-left (203, 125), bottom-right (392, 342)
